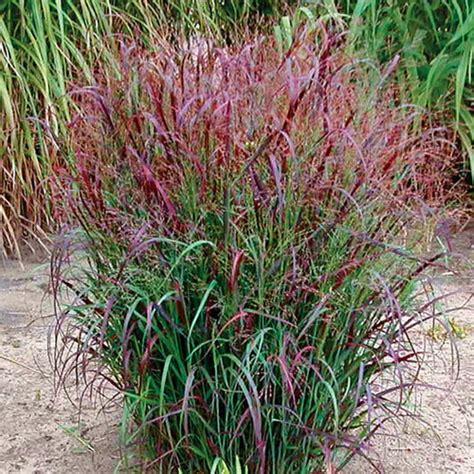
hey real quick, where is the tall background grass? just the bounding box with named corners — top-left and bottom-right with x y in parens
top-left (339, 0), bottom-right (474, 182)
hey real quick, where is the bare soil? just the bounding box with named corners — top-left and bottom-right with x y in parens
top-left (345, 223), bottom-right (474, 473)
top-left (0, 259), bottom-right (119, 473)
top-left (0, 224), bottom-right (472, 473)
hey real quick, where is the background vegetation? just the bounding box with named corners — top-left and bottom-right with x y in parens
top-left (339, 0), bottom-right (473, 181)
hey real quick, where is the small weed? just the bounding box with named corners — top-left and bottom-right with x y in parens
top-left (57, 424), bottom-right (95, 453)
top-left (427, 317), bottom-right (472, 341)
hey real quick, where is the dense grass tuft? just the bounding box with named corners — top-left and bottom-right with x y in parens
top-left (52, 29), bottom-right (455, 472)
top-left (1, 0), bottom-right (469, 258)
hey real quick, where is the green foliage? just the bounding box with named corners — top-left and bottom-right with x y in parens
top-left (333, 0), bottom-right (474, 180)
top-left (0, 0), bottom-right (114, 256)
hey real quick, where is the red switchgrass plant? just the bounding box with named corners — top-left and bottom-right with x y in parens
top-left (51, 27), bottom-right (457, 472)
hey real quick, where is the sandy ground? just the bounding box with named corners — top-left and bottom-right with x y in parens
top-left (345, 223), bottom-right (474, 473)
top-left (0, 225), bottom-right (472, 473)
top-left (0, 259), bottom-right (120, 473)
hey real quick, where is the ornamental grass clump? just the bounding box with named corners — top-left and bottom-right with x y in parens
top-left (52, 28), bottom-right (455, 472)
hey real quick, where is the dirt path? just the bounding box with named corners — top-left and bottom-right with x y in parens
top-left (0, 225), bottom-right (472, 473)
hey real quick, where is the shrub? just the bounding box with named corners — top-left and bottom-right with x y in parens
top-left (52, 28), bottom-right (454, 472)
